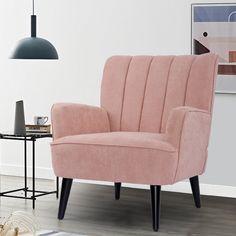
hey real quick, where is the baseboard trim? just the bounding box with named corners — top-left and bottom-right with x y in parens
top-left (1, 164), bottom-right (236, 198)
top-left (0, 164), bottom-right (55, 179)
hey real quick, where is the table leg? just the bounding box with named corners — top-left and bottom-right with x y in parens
top-left (32, 138), bottom-right (35, 209)
top-left (24, 137), bottom-right (27, 197)
top-left (56, 177), bottom-right (59, 199)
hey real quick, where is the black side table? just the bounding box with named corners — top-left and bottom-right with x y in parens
top-left (0, 132), bottom-right (59, 209)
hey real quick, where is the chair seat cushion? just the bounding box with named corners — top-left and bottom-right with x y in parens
top-left (51, 132), bottom-right (178, 185)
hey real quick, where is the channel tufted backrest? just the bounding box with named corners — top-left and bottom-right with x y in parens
top-left (101, 54), bottom-right (218, 133)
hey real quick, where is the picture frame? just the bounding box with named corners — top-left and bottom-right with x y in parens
top-left (191, 3), bottom-right (236, 94)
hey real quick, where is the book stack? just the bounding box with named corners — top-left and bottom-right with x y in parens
top-left (25, 124), bottom-right (51, 133)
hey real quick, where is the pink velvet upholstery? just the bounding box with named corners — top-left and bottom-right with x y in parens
top-left (52, 132), bottom-right (176, 185)
top-left (51, 103), bottom-right (110, 139)
top-left (51, 53), bottom-right (218, 185)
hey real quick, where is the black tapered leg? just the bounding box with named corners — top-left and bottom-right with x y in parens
top-left (150, 185), bottom-right (161, 232)
top-left (115, 182), bottom-right (121, 200)
top-left (190, 176), bottom-right (201, 208)
top-left (56, 177), bottom-right (59, 199)
top-left (58, 178), bottom-right (73, 220)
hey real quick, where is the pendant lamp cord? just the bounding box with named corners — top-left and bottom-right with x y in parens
top-left (32, 0), bottom-right (35, 15)
top-left (31, 0), bottom-right (36, 37)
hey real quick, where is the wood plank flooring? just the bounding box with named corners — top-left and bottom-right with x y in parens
top-left (0, 176), bottom-right (236, 236)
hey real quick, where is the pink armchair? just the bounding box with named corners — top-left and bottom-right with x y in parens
top-left (51, 53), bottom-right (218, 231)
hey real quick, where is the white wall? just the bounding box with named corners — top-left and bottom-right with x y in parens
top-left (0, 0), bottom-right (236, 196)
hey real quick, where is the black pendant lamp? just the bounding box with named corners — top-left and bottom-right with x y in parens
top-left (10, 0), bottom-right (58, 60)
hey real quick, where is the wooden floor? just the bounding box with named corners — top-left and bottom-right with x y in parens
top-left (0, 176), bottom-right (236, 236)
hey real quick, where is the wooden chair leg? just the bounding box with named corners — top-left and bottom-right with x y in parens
top-left (115, 182), bottom-right (121, 200)
top-left (190, 176), bottom-right (201, 208)
top-left (150, 185), bottom-right (161, 231)
top-left (58, 178), bottom-right (73, 220)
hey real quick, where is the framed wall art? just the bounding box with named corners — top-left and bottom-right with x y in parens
top-left (191, 3), bottom-right (236, 93)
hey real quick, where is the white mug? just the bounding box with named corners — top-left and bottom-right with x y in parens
top-left (34, 116), bottom-right (48, 125)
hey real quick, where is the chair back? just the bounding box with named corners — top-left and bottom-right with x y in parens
top-left (101, 54), bottom-right (218, 132)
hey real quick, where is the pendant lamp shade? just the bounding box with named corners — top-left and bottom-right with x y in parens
top-left (11, 37), bottom-right (58, 60)
top-left (10, 1), bottom-right (59, 60)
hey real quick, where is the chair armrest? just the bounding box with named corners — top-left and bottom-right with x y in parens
top-left (165, 106), bottom-right (212, 182)
top-left (51, 103), bottom-right (110, 140)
